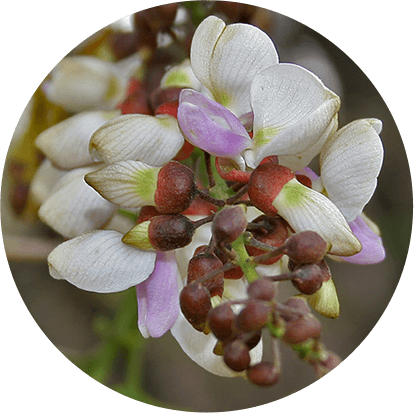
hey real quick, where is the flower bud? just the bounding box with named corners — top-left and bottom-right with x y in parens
top-left (282, 315), bottom-right (322, 345)
top-left (212, 205), bottom-right (248, 245)
top-left (123, 214), bottom-right (195, 251)
top-left (282, 296), bottom-right (311, 321)
top-left (207, 303), bottom-right (236, 341)
top-left (247, 278), bottom-right (275, 301)
top-left (235, 300), bottom-right (271, 332)
top-left (246, 216), bottom-right (289, 264)
top-left (248, 163), bottom-right (294, 216)
top-left (247, 362), bottom-right (280, 386)
top-left (291, 264), bottom-right (325, 295)
top-left (180, 282), bottom-right (212, 331)
top-left (187, 252), bottom-right (224, 297)
top-left (223, 340), bottom-right (251, 372)
top-left (155, 161), bottom-right (196, 214)
top-left (285, 231), bottom-right (329, 264)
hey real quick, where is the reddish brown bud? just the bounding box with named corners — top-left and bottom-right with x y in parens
top-left (248, 163), bottom-right (294, 216)
top-left (283, 315), bottom-right (322, 345)
top-left (235, 300), bottom-right (271, 332)
top-left (150, 87), bottom-right (183, 112)
top-left (285, 231), bottom-right (329, 264)
top-left (212, 205), bottom-right (248, 245)
top-left (282, 296), bottom-right (311, 321)
top-left (187, 253), bottom-right (224, 297)
top-left (180, 282), bottom-right (212, 331)
top-left (207, 303), bottom-right (236, 341)
top-left (213, 247), bottom-right (244, 279)
top-left (155, 161), bottom-right (196, 214)
top-left (148, 214), bottom-right (195, 251)
top-left (223, 340), bottom-right (251, 372)
top-left (291, 264), bottom-right (324, 295)
top-left (246, 216), bottom-right (289, 264)
top-left (136, 205), bottom-right (160, 224)
top-left (247, 362), bottom-right (280, 386)
top-left (247, 278), bottom-right (275, 301)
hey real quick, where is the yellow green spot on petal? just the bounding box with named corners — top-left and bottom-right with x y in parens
top-left (254, 126), bottom-right (279, 147)
top-left (163, 71), bottom-right (190, 87)
top-left (133, 167), bottom-right (160, 204)
top-left (274, 178), bottom-right (308, 207)
top-left (122, 221), bottom-right (154, 250)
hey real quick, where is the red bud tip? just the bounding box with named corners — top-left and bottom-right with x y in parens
top-left (248, 163), bottom-right (294, 216)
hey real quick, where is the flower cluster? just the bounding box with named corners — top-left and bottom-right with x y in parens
top-left (31, 11), bottom-right (385, 385)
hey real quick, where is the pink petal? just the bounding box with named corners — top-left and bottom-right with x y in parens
top-left (340, 216), bottom-right (385, 264)
top-left (136, 251), bottom-right (180, 338)
top-left (177, 89), bottom-right (251, 157)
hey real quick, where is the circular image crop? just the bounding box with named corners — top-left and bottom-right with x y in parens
top-left (2, 1), bottom-right (411, 411)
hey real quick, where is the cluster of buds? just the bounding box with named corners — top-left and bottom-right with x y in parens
top-left (175, 170), bottom-right (341, 385)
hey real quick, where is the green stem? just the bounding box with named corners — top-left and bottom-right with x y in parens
top-left (231, 235), bottom-right (259, 283)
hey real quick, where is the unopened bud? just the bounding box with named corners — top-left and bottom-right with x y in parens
top-left (188, 252), bottom-right (224, 297)
top-left (123, 214), bottom-right (195, 251)
top-left (155, 161), bottom-right (196, 214)
top-left (180, 282), bottom-right (212, 331)
top-left (246, 216), bottom-right (289, 264)
top-left (235, 300), bottom-right (272, 332)
top-left (283, 315), bottom-right (322, 345)
top-left (212, 205), bottom-right (248, 245)
top-left (285, 231), bottom-right (329, 264)
top-left (247, 278), bottom-right (275, 301)
top-left (291, 264), bottom-right (324, 295)
top-left (247, 362), bottom-right (280, 386)
top-left (207, 303), bottom-right (236, 342)
top-left (223, 340), bottom-right (251, 372)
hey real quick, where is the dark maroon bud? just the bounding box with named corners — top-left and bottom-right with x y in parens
top-left (291, 264), bottom-right (324, 295)
top-left (247, 278), bottom-right (275, 301)
top-left (247, 362), bottom-right (280, 386)
top-left (246, 216), bottom-right (289, 264)
top-left (282, 296), bottom-right (311, 321)
top-left (187, 253), bottom-right (224, 297)
top-left (243, 331), bottom-right (262, 350)
top-left (214, 247), bottom-right (244, 279)
top-left (285, 231), bottom-right (329, 264)
top-left (149, 214), bottom-right (195, 251)
top-left (212, 205), bottom-right (248, 245)
top-left (223, 340), bottom-right (251, 372)
top-left (235, 300), bottom-right (271, 332)
top-left (155, 161), bottom-right (196, 214)
top-left (282, 315), bottom-right (322, 345)
top-left (180, 282), bottom-right (212, 331)
top-left (207, 303), bottom-right (236, 341)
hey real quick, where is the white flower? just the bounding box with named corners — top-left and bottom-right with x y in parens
top-left (42, 53), bottom-right (143, 112)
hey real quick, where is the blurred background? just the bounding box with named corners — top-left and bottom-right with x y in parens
top-left (1, 2), bottom-right (411, 411)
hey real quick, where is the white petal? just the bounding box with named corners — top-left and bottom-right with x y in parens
top-left (273, 178), bottom-right (361, 256)
top-left (191, 16), bottom-right (279, 117)
top-left (30, 159), bottom-right (67, 204)
top-left (35, 111), bottom-right (119, 169)
top-left (250, 64), bottom-right (341, 166)
top-left (39, 166), bottom-right (117, 238)
top-left (304, 278), bottom-right (340, 318)
top-left (320, 119), bottom-right (384, 222)
top-left (43, 56), bottom-right (129, 112)
top-left (85, 161), bottom-right (160, 208)
top-left (278, 115), bottom-right (338, 171)
top-left (190, 16), bottom-right (226, 94)
top-left (160, 59), bottom-right (202, 90)
top-left (48, 230), bottom-right (157, 293)
top-left (89, 114), bottom-right (184, 166)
